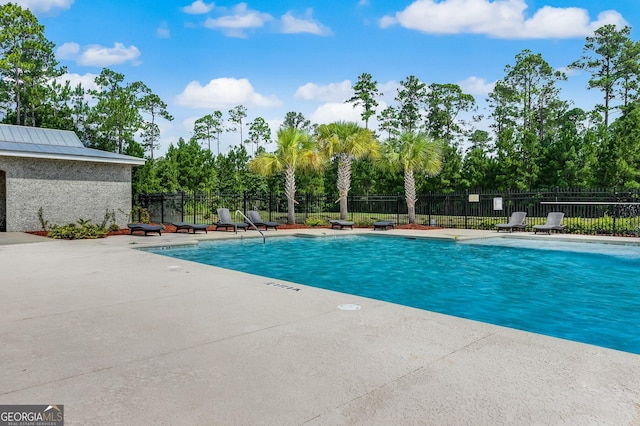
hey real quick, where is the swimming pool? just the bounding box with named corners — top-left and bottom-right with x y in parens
top-left (144, 235), bottom-right (640, 354)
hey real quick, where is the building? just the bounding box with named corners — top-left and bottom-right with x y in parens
top-left (0, 124), bottom-right (145, 232)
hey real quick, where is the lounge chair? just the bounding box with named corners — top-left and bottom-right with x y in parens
top-left (373, 221), bottom-right (395, 231)
top-left (246, 210), bottom-right (278, 230)
top-left (170, 222), bottom-right (209, 234)
top-left (496, 212), bottom-right (527, 233)
top-left (533, 212), bottom-right (566, 235)
top-left (215, 208), bottom-right (247, 232)
top-left (127, 223), bottom-right (163, 236)
top-left (329, 219), bottom-right (354, 230)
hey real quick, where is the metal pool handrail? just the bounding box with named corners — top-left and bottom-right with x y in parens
top-left (235, 210), bottom-right (265, 244)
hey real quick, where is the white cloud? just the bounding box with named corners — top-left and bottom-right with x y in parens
top-left (58, 42), bottom-right (141, 67)
top-left (54, 72), bottom-right (99, 106)
top-left (378, 80), bottom-right (399, 101)
top-left (309, 102), bottom-right (363, 125)
top-left (378, 15), bottom-right (397, 29)
top-left (3, 0), bottom-right (73, 14)
top-left (77, 43), bottom-right (141, 67)
top-left (175, 77), bottom-right (282, 109)
top-left (156, 22), bottom-right (170, 39)
top-left (182, 0), bottom-right (215, 14)
top-left (380, 0), bottom-right (628, 39)
top-left (557, 66), bottom-right (578, 77)
top-left (56, 42), bottom-right (80, 60)
top-left (204, 3), bottom-right (273, 38)
top-left (457, 76), bottom-right (495, 95)
top-left (587, 10), bottom-right (628, 33)
top-left (55, 72), bottom-right (99, 92)
top-left (294, 80), bottom-right (352, 102)
top-left (265, 118), bottom-right (281, 137)
top-left (280, 9), bottom-right (332, 36)
top-left (516, 6), bottom-right (627, 38)
top-left (182, 116), bottom-right (199, 134)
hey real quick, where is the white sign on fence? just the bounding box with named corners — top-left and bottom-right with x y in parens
top-left (493, 197), bottom-right (503, 210)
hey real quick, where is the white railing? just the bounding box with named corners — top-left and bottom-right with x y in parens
top-left (235, 210), bottom-right (265, 244)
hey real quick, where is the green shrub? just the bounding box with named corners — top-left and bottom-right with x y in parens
top-left (131, 206), bottom-right (151, 224)
top-left (355, 217), bottom-right (375, 226)
top-left (47, 219), bottom-right (109, 240)
top-left (305, 217), bottom-right (327, 227)
top-left (48, 223), bottom-right (79, 239)
top-left (478, 219), bottom-right (499, 230)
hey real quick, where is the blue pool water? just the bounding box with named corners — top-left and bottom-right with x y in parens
top-left (144, 235), bottom-right (640, 354)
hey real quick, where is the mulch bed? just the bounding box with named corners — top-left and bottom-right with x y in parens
top-left (26, 223), bottom-right (443, 238)
top-left (394, 224), bottom-right (442, 230)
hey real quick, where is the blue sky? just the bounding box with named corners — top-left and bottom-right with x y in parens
top-left (8, 0), bottom-right (640, 156)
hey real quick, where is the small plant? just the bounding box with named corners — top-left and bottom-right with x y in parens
top-left (478, 219), bottom-right (499, 230)
top-left (48, 223), bottom-right (81, 240)
top-left (37, 207), bottom-right (49, 231)
top-left (305, 217), bottom-right (327, 227)
top-left (47, 219), bottom-right (109, 240)
top-left (101, 209), bottom-right (119, 231)
top-left (141, 208), bottom-right (150, 224)
top-left (131, 206), bottom-right (151, 224)
top-left (355, 217), bottom-right (374, 226)
top-left (77, 218), bottom-right (91, 226)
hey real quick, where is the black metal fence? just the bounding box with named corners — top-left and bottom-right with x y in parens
top-left (133, 188), bottom-right (640, 236)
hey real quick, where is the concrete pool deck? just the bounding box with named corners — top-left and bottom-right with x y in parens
top-left (1, 228), bottom-right (639, 425)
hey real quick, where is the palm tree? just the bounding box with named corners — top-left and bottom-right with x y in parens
top-left (316, 121), bottom-right (379, 220)
top-left (249, 128), bottom-right (322, 224)
top-left (381, 131), bottom-right (442, 224)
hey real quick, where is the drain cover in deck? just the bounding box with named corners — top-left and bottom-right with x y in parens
top-left (337, 304), bottom-right (361, 311)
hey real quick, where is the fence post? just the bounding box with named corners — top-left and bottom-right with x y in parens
top-left (193, 192), bottom-right (197, 224)
top-left (134, 194), bottom-right (139, 222)
top-left (304, 193), bottom-right (308, 221)
top-left (159, 193), bottom-right (164, 224)
top-left (464, 190), bottom-right (469, 229)
top-left (179, 192), bottom-right (183, 222)
top-left (613, 187), bottom-right (618, 235)
top-left (396, 194), bottom-right (401, 225)
top-left (137, 194), bottom-right (142, 222)
top-left (269, 191), bottom-right (273, 221)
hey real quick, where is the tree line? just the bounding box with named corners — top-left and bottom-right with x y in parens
top-left (3, 3), bottom-right (640, 210)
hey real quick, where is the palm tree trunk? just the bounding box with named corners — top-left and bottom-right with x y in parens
top-left (285, 164), bottom-right (296, 224)
top-left (337, 155), bottom-right (352, 220)
top-left (405, 168), bottom-right (417, 224)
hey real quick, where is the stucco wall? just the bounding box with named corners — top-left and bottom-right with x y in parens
top-left (0, 157), bottom-right (133, 232)
top-left (0, 170), bottom-right (6, 231)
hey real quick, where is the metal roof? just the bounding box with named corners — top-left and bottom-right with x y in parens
top-left (0, 124), bottom-right (146, 165)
